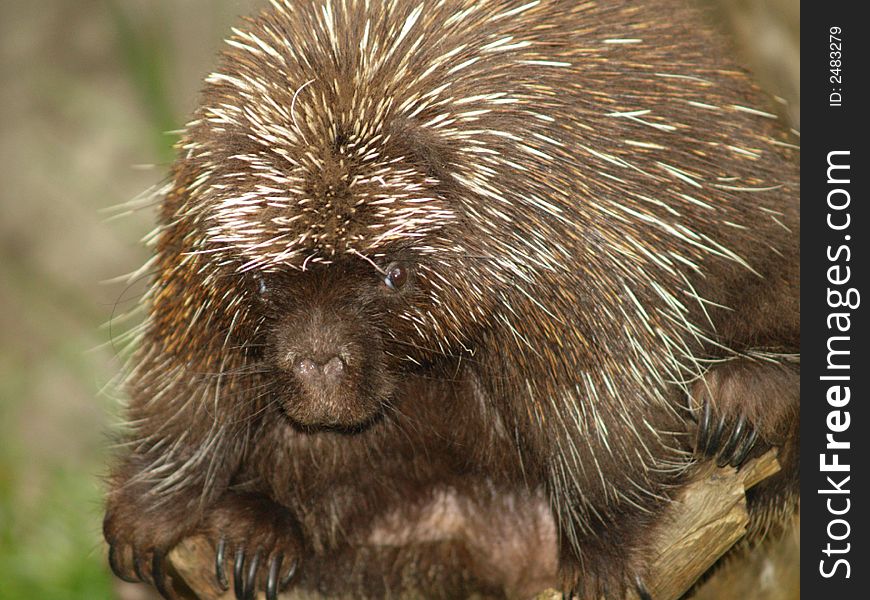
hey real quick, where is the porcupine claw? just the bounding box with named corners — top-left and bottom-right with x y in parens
top-left (716, 414), bottom-right (747, 467)
top-left (123, 547), bottom-right (176, 600)
top-left (244, 549), bottom-right (261, 600)
top-left (151, 548), bottom-right (178, 600)
top-left (108, 544), bottom-right (138, 583)
top-left (132, 550), bottom-right (148, 582)
top-left (266, 554), bottom-right (283, 600)
top-left (730, 428), bottom-right (759, 467)
top-left (227, 546), bottom-right (264, 600)
top-left (697, 402), bottom-right (760, 468)
top-left (281, 556), bottom-right (298, 588)
top-left (234, 548), bottom-right (247, 600)
top-left (696, 398), bottom-right (722, 454)
top-left (696, 397), bottom-right (710, 442)
top-left (215, 536), bottom-right (230, 590)
top-left (635, 575), bottom-right (653, 600)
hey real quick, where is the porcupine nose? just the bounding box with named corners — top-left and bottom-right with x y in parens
top-left (294, 355), bottom-right (346, 387)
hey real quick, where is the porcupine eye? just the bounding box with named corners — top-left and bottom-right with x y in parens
top-left (251, 271), bottom-right (269, 297)
top-left (384, 262), bottom-right (410, 291)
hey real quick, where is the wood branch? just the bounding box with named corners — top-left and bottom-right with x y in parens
top-left (534, 450), bottom-right (782, 600)
top-left (637, 450), bottom-right (780, 600)
top-left (168, 450), bottom-right (780, 600)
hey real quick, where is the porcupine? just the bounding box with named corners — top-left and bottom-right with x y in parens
top-left (103, 0), bottom-right (799, 598)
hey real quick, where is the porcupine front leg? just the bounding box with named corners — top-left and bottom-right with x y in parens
top-left (553, 500), bottom-right (659, 600)
top-left (691, 356), bottom-right (800, 542)
top-left (104, 378), bottom-right (246, 598)
top-left (199, 491), bottom-right (303, 600)
top-left (540, 404), bottom-right (679, 599)
top-left (691, 357), bottom-right (799, 469)
top-left (106, 442), bottom-right (300, 600)
top-left (185, 416), bottom-right (306, 600)
top-left (104, 448), bottom-right (231, 599)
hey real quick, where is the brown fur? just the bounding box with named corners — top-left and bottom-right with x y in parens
top-left (104, 1), bottom-right (799, 598)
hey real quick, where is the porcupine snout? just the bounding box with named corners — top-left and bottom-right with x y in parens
top-left (277, 304), bottom-right (351, 373)
top-left (269, 291), bottom-right (395, 430)
top-left (281, 312), bottom-right (351, 392)
top-left (293, 354), bottom-right (347, 388)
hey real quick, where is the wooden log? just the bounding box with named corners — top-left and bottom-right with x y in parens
top-left (168, 450), bottom-right (781, 600)
top-left (535, 450), bottom-right (782, 600)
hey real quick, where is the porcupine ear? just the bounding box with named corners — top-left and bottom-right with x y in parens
top-left (387, 118), bottom-right (457, 190)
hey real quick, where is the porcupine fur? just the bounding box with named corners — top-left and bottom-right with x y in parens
top-left (103, 0), bottom-right (800, 598)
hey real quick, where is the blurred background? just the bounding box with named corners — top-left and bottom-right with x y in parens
top-left (0, 1), bottom-right (798, 599)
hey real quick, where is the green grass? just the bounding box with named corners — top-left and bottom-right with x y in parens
top-left (106, 0), bottom-right (181, 162)
top-left (0, 299), bottom-right (117, 599)
top-left (0, 2), bottom-right (232, 597)
top-left (0, 463), bottom-right (113, 600)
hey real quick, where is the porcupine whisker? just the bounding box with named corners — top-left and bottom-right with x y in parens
top-left (384, 347), bottom-right (518, 381)
top-left (224, 343), bottom-right (270, 353)
top-left (186, 364), bottom-right (275, 380)
top-left (383, 338), bottom-right (472, 363)
top-left (234, 391), bottom-right (285, 425)
top-left (378, 398), bottom-right (439, 458)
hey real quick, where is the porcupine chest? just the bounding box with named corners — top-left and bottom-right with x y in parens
top-left (244, 373), bottom-right (561, 593)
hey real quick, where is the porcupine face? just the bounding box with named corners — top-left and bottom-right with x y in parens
top-left (182, 82), bottom-right (491, 430)
top-left (251, 260), bottom-right (407, 429)
top-left (193, 138), bottom-right (480, 429)
top-left (173, 3), bottom-right (546, 429)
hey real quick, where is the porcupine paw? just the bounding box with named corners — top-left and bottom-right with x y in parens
top-left (204, 493), bottom-right (303, 600)
top-left (689, 358), bottom-right (799, 469)
top-left (103, 503), bottom-right (183, 599)
top-left (694, 394), bottom-right (760, 468)
top-left (559, 555), bottom-right (652, 599)
top-left (560, 577), bottom-right (653, 600)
